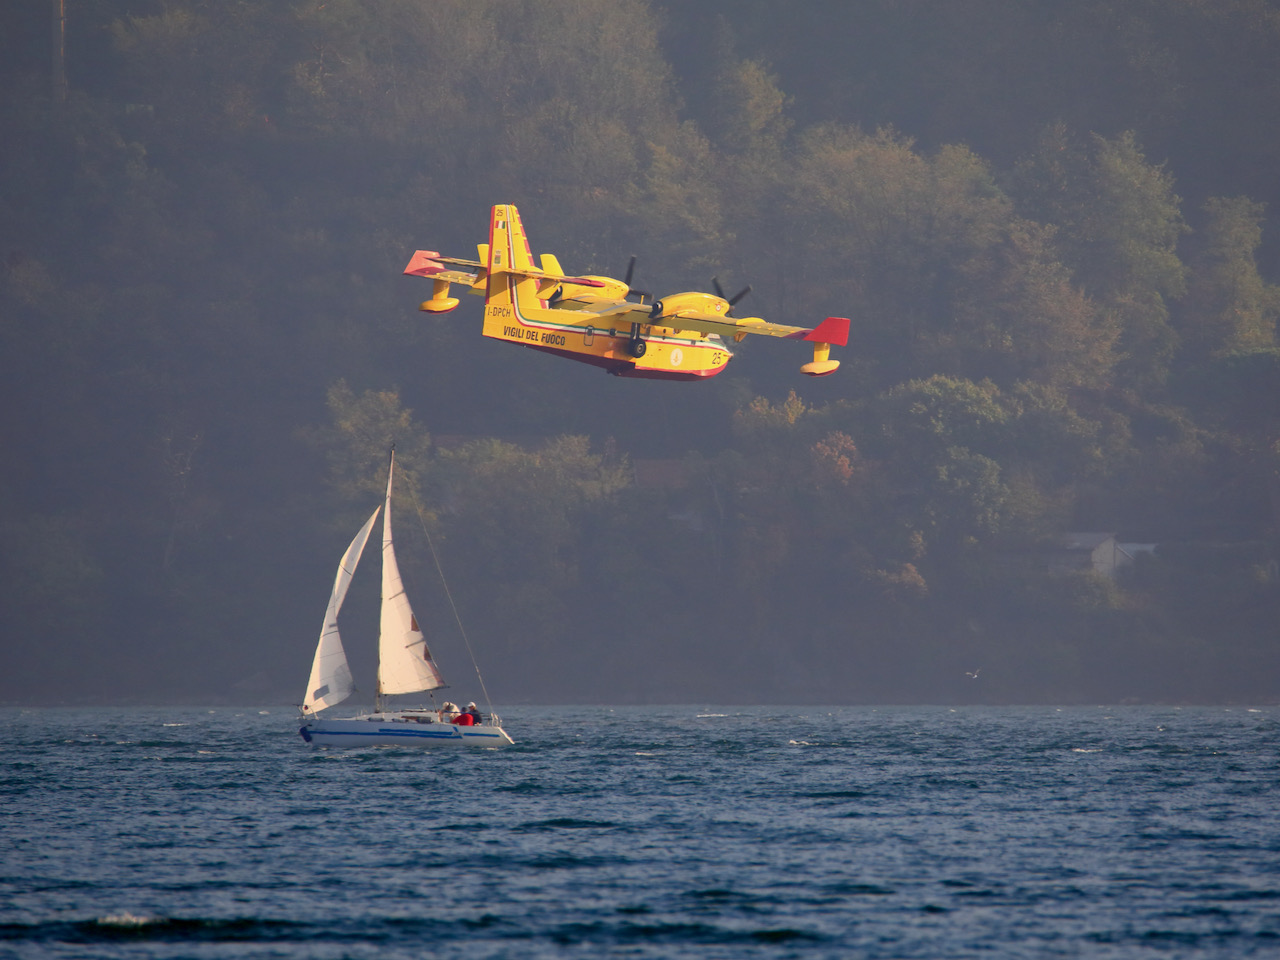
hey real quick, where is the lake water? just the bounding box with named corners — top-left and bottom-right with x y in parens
top-left (1, 705), bottom-right (1278, 958)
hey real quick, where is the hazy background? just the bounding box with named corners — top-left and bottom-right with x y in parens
top-left (2, 0), bottom-right (1278, 706)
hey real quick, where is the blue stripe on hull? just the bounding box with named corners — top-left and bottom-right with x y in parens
top-left (300, 723), bottom-right (509, 747)
top-left (314, 729), bottom-right (502, 739)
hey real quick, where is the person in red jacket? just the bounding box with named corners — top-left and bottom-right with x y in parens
top-left (453, 701), bottom-right (482, 725)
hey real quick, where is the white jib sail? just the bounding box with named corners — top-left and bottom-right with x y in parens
top-left (377, 453), bottom-right (447, 696)
top-left (303, 505), bottom-right (381, 713)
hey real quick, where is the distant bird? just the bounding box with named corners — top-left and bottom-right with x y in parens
top-left (965, 669), bottom-right (980, 680)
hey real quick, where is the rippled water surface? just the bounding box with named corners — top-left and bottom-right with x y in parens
top-left (2, 705), bottom-right (1278, 958)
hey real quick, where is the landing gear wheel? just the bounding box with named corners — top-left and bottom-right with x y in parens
top-left (628, 339), bottom-right (647, 358)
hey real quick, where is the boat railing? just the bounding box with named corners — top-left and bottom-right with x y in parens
top-left (378, 708), bottom-right (502, 727)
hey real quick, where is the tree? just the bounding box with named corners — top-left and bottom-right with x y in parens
top-left (1180, 196), bottom-right (1280, 355)
top-left (307, 380), bottom-right (432, 508)
top-left (712, 56), bottom-right (793, 157)
top-left (781, 123), bottom-right (1119, 395)
top-left (952, 218), bottom-right (1118, 390)
top-left (1014, 127), bottom-right (1187, 387)
top-left (871, 376), bottom-right (1012, 553)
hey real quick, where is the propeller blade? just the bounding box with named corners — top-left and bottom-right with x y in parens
top-left (712, 276), bottom-right (752, 306)
top-left (712, 276), bottom-right (752, 317)
top-left (624, 256), bottom-right (649, 300)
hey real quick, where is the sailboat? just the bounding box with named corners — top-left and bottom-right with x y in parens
top-left (298, 451), bottom-right (513, 748)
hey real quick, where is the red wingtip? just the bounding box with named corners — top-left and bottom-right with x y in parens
top-left (404, 250), bottom-right (445, 277)
top-left (803, 317), bottom-right (850, 347)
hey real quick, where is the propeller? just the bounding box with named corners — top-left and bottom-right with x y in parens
top-left (712, 276), bottom-right (752, 316)
top-left (624, 256), bottom-right (650, 302)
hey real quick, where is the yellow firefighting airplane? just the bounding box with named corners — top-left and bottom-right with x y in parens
top-left (404, 204), bottom-right (849, 380)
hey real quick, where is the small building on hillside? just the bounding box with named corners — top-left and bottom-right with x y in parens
top-left (1047, 532), bottom-right (1152, 579)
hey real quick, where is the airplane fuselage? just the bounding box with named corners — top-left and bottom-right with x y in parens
top-left (482, 295), bottom-right (732, 380)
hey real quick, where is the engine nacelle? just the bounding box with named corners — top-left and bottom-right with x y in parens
top-left (650, 291), bottom-right (729, 320)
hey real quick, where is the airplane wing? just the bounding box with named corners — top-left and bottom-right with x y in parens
top-left (571, 299), bottom-right (850, 346)
top-left (665, 313), bottom-right (849, 344)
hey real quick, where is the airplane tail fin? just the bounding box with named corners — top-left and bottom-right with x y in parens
top-left (483, 204), bottom-right (605, 311)
top-left (487, 204), bottom-right (538, 275)
top-left (485, 204), bottom-right (540, 312)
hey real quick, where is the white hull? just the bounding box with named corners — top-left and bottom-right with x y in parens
top-left (299, 711), bottom-right (513, 748)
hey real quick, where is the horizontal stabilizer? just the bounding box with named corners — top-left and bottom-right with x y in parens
top-left (499, 266), bottom-right (607, 288)
top-left (404, 251), bottom-right (484, 278)
top-left (404, 250), bottom-right (447, 277)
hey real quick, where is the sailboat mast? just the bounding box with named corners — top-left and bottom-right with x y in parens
top-left (375, 447), bottom-right (394, 715)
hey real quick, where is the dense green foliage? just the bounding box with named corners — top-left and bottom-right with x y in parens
top-left (2, 0), bottom-right (1278, 704)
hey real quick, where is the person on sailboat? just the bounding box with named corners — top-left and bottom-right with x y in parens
top-left (439, 701), bottom-right (460, 722)
top-left (464, 702), bottom-right (482, 724)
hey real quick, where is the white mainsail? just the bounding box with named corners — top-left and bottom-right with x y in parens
top-left (377, 452), bottom-right (447, 697)
top-left (302, 505), bottom-right (381, 713)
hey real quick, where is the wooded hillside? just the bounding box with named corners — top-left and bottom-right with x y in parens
top-left (2, 0), bottom-right (1278, 704)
